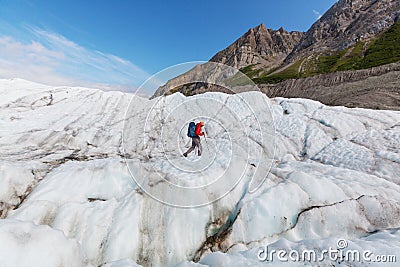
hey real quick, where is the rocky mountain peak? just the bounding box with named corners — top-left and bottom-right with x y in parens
top-left (254, 22), bottom-right (267, 31)
top-left (286, 0), bottom-right (400, 62)
top-left (210, 23), bottom-right (303, 69)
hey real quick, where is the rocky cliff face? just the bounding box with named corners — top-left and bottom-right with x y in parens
top-left (210, 23), bottom-right (303, 70)
top-left (286, 0), bottom-right (400, 62)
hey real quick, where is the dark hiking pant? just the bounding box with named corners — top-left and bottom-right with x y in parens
top-left (185, 137), bottom-right (202, 156)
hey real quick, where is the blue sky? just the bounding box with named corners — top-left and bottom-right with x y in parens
top-left (0, 0), bottom-right (337, 94)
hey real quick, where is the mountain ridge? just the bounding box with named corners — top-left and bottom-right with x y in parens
top-left (209, 23), bottom-right (303, 72)
top-left (152, 0), bottom-right (400, 110)
top-left (286, 0), bottom-right (400, 63)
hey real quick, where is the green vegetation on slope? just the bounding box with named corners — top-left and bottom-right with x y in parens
top-left (224, 71), bottom-right (254, 87)
top-left (360, 20), bottom-right (400, 68)
top-left (336, 41), bottom-right (365, 71)
top-left (253, 59), bottom-right (303, 84)
top-left (251, 20), bottom-right (400, 84)
top-left (239, 64), bottom-right (262, 78)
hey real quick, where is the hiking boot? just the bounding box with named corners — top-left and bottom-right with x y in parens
top-left (198, 152), bottom-right (201, 156)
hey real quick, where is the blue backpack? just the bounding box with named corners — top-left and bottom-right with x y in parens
top-left (187, 122), bottom-right (196, 137)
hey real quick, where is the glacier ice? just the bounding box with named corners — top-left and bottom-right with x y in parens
top-left (0, 79), bottom-right (400, 266)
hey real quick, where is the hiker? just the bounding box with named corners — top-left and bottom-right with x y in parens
top-left (183, 121), bottom-right (205, 157)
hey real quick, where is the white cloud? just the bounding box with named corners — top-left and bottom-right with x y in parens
top-left (0, 27), bottom-right (152, 94)
top-left (0, 36), bottom-right (76, 85)
top-left (313, 10), bottom-right (322, 20)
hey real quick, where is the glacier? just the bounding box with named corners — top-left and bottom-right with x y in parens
top-left (0, 78), bottom-right (400, 266)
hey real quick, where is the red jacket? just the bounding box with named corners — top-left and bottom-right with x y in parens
top-left (195, 123), bottom-right (204, 136)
